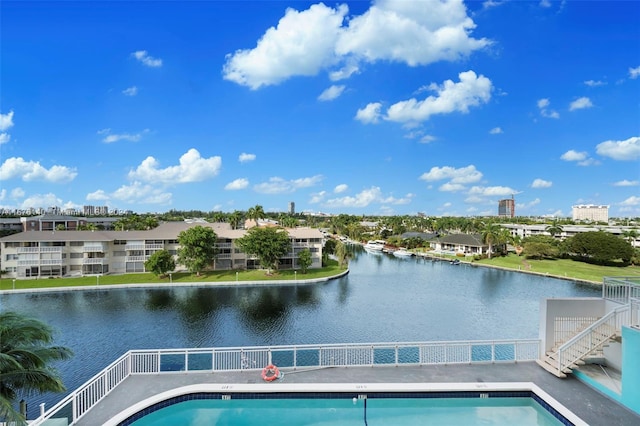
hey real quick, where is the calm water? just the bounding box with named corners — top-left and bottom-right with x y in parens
top-left (1, 248), bottom-right (599, 418)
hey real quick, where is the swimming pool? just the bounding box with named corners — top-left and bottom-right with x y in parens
top-left (113, 384), bottom-right (583, 426)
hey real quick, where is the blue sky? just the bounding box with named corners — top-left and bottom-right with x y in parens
top-left (1, 0), bottom-right (639, 217)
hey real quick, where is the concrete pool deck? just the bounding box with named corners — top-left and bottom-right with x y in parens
top-left (72, 362), bottom-right (639, 426)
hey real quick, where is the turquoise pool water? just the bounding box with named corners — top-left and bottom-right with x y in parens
top-left (127, 396), bottom-right (565, 425)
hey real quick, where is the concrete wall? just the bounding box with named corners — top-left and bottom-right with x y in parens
top-left (622, 326), bottom-right (640, 414)
top-left (539, 298), bottom-right (606, 354)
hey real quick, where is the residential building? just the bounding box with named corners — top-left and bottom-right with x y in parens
top-left (501, 223), bottom-right (640, 247)
top-left (288, 201), bottom-right (295, 215)
top-left (0, 222), bottom-right (324, 279)
top-left (572, 204), bottom-right (609, 222)
top-left (498, 197), bottom-right (515, 218)
top-left (430, 233), bottom-right (497, 256)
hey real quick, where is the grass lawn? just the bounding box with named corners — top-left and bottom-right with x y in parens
top-left (0, 260), bottom-right (346, 291)
top-left (475, 254), bottom-right (640, 283)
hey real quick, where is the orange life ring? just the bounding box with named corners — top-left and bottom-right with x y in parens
top-left (261, 364), bottom-right (280, 382)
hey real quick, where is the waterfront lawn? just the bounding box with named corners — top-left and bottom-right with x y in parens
top-left (0, 260), bottom-right (345, 291)
top-left (476, 254), bottom-right (640, 283)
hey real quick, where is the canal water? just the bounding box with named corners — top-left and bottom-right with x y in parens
top-left (1, 247), bottom-right (599, 418)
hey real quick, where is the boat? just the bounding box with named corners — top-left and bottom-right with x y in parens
top-left (393, 249), bottom-right (414, 258)
top-left (364, 240), bottom-right (385, 251)
top-left (450, 259), bottom-right (461, 265)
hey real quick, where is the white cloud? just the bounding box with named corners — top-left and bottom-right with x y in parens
top-left (132, 50), bottom-right (162, 67)
top-left (596, 136), bottom-right (640, 161)
top-left (225, 178), bottom-right (249, 190)
top-left (223, 0), bottom-right (489, 89)
top-left (112, 181), bottom-right (172, 204)
top-left (560, 150), bottom-right (588, 162)
top-left (539, 0), bottom-right (552, 7)
top-left (0, 133), bottom-right (10, 144)
top-left (482, 1), bottom-right (503, 9)
top-left (439, 182), bottom-right (466, 192)
top-left (254, 175), bottom-right (323, 194)
top-left (308, 190), bottom-right (327, 204)
top-left (419, 165), bottom-right (483, 184)
top-left (101, 129), bottom-right (149, 143)
top-left (613, 180), bottom-right (639, 187)
top-left (420, 134), bottom-right (437, 143)
top-left (0, 157), bottom-right (77, 183)
top-left (569, 96), bottom-right (593, 111)
top-left (537, 98), bottom-right (559, 118)
top-left (468, 185), bottom-right (517, 197)
top-left (531, 178), bottom-right (552, 188)
top-left (355, 102), bottom-right (383, 124)
top-left (239, 153), bottom-right (256, 163)
top-left (620, 196), bottom-right (640, 206)
top-left (128, 148), bottom-right (222, 183)
top-left (0, 110), bottom-right (14, 131)
top-left (122, 86), bottom-right (138, 96)
top-left (384, 71), bottom-right (492, 123)
top-left (21, 193), bottom-right (64, 209)
top-left (86, 189), bottom-right (110, 201)
top-left (584, 80), bottom-right (606, 87)
top-left (223, 4), bottom-right (347, 89)
top-left (318, 85), bottom-right (346, 101)
top-left (489, 127), bottom-right (503, 134)
top-left (11, 187), bottom-right (25, 199)
top-left (322, 186), bottom-right (411, 208)
top-left (334, 184), bottom-right (348, 193)
top-left (629, 66), bottom-right (640, 79)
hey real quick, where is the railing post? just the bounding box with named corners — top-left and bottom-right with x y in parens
top-left (185, 351), bottom-right (189, 372)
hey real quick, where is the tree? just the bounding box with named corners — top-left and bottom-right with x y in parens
top-left (335, 241), bottom-right (348, 268)
top-left (235, 226), bottom-right (291, 274)
top-left (297, 249), bottom-right (312, 273)
top-left (1, 312), bottom-right (73, 425)
top-left (145, 250), bottom-right (176, 278)
top-left (622, 229), bottom-right (639, 245)
top-left (480, 222), bottom-right (502, 259)
top-left (246, 205), bottom-right (266, 223)
top-left (545, 220), bottom-right (564, 238)
top-left (565, 231), bottom-right (634, 264)
top-left (228, 210), bottom-right (244, 230)
top-left (177, 226), bottom-right (218, 276)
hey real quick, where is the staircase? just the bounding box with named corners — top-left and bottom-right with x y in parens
top-left (537, 305), bottom-right (630, 378)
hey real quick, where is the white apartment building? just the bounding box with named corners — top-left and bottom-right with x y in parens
top-left (0, 222), bottom-right (324, 279)
top-left (502, 223), bottom-right (640, 247)
top-left (572, 204), bottom-right (609, 222)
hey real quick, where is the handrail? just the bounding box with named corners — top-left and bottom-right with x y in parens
top-left (555, 305), bottom-right (630, 377)
top-left (29, 338), bottom-right (540, 425)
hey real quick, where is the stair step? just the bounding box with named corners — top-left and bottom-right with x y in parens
top-left (536, 359), bottom-right (568, 378)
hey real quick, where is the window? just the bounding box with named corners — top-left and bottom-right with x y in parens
top-left (70, 241), bottom-right (83, 247)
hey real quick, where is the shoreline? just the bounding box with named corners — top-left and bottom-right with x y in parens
top-left (0, 269), bottom-right (350, 295)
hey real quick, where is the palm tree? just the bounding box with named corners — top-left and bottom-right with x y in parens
top-left (228, 210), bottom-right (244, 230)
top-left (246, 205), bottom-right (266, 225)
top-left (1, 312), bottom-right (73, 425)
top-left (622, 229), bottom-right (639, 245)
top-left (480, 221), bottom-right (502, 259)
top-left (545, 219), bottom-right (564, 238)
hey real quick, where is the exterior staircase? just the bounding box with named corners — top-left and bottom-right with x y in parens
top-left (537, 305), bottom-right (630, 378)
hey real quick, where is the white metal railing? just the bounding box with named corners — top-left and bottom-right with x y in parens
top-left (603, 276), bottom-right (640, 304)
top-left (40, 247), bottom-right (63, 253)
top-left (40, 259), bottom-right (62, 266)
top-left (82, 258), bottom-right (104, 265)
top-left (125, 244), bottom-right (145, 251)
top-left (555, 305), bottom-right (630, 377)
top-left (145, 244), bottom-right (164, 250)
top-left (17, 260), bottom-right (40, 266)
top-left (83, 245), bottom-right (105, 252)
top-left (216, 243), bottom-right (232, 249)
top-left (125, 256), bottom-right (147, 262)
top-left (553, 317), bottom-right (599, 348)
top-left (18, 247), bottom-right (40, 253)
top-left (29, 339), bottom-right (540, 425)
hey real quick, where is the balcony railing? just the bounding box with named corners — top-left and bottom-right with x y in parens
top-left (82, 258), bottom-right (105, 265)
top-left (83, 245), bottom-right (105, 253)
top-left (125, 256), bottom-right (147, 262)
top-left (603, 276), bottom-right (640, 304)
top-left (17, 246), bottom-right (62, 254)
top-left (29, 339), bottom-right (540, 426)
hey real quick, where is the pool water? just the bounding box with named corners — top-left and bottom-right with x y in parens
top-left (127, 396), bottom-right (565, 426)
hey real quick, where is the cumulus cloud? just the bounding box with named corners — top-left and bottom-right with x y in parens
top-left (86, 189), bottom-right (110, 201)
top-left (309, 190), bottom-right (327, 204)
top-left (419, 165), bottom-right (483, 185)
top-left (122, 86), bottom-right (138, 96)
top-left (322, 186), bottom-right (412, 208)
top-left (318, 84), bottom-right (346, 101)
top-left (468, 185), bottom-right (517, 197)
top-left (439, 182), bottom-right (466, 192)
top-left (0, 110), bottom-right (14, 131)
top-left (112, 181), bottom-right (172, 204)
top-left (613, 179), bottom-right (639, 187)
top-left (489, 127), bottom-right (503, 134)
top-left (253, 175), bottom-right (323, 194)
top-left (132, 50), bottom-right (162, 67)
top-left (629, 66), bottom-right (640, 79)
top-left (128, 148), bottom-right (222, 183)
top-left (355, 102), bottom-right (383, 124)
top-left (531, 178), bottom-right (552, 188)
top-left (222, 0), bottom-right (489, 89)
top-left (620, 196), bottom-right (640, 206)
top-left (11, 187), bottom-right (25, 199)
top-left (0, 157), bottom-right (77, 183)
top-left (569, 96), bottom-right (593, 111)
top-left (537, 98), bottom-right (559, 118)
top-left (560, 149), bottom-right (596, 165)
top-left (595, 136), bottom-right (640, 161)
top-left (239, 153), bottom-right (256, 163)
top-left (21, 193), bottom-right (64, 209)
top-left (334, 184), bottom-right (348, 193)
top-left (384, 71), bottom-right (492, 123)
top-left (0, 133), bottom-right (10, 144)
top-left (225, 178), bottom-right (249, 190)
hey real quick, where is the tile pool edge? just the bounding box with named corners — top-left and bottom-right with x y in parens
top-left (103, 382), bottom-right (587, 426)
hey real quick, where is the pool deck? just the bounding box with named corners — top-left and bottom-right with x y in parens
top-left (72, 362), bottom-right (639, 426)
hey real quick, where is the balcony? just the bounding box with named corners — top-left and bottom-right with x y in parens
top-left (126, 256), bottom-right (147, 262)
top-left (83, 244), bottom-right (105, 253)
top-left (83, 258), bottom-right (105, 265)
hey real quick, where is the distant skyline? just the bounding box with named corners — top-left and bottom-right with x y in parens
top-left (1, 1), bottom-right (639, 217)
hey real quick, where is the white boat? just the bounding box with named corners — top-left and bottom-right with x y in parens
top-left (393, 249), bottom-right (414, 258)
top-left (364, 240), bottom-right (385, 251)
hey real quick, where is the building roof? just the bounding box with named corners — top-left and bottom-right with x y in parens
top-left (437, 233), bottom-right (486, 247)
